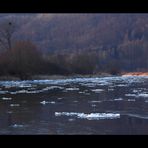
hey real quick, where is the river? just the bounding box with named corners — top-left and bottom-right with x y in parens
top-left (0, 76), bottom-right (148, 134)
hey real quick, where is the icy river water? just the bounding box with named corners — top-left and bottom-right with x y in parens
top-left (0, 76), bottom-right (148, 134)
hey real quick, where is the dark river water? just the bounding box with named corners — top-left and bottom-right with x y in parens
top-left (0, 76), bottom-right (148, 135)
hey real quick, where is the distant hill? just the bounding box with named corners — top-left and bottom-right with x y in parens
top-left (0, 13), bottom-right (148, 53)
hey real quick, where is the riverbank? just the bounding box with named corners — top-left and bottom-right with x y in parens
top-left (0, 72), bottom-right (148, 81)
top-left (0, 73), bottom-right (112, 81)
top-left (121, 72), bottom-right (148, 76)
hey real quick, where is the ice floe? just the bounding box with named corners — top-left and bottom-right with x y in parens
top-left (40, 101), bottom-right (56, 105)
top-left (133, 90), bottom-right (139, 93)
top-left (0, 76), bottom-right (148, 95)
top-left (7, 111), bottom-right (13, 114)
top-left (73, 101), bottom-right (78, 103)
top-left (85, 93), bottom-right (90, 95)
top-left (8, 86), bottom-right (64, 94)
top-left (42, 86), bottom-right (64, 91)
top-left (1, 97), bottom-right (12, 100)
top-left (68, 118), bottom-right (75, 121)
top-left (11, 124), bottom-right (24, 128)
top-left (0, 90), bottom-right (9, 94)
top-left (57, 98), bottom-right (63, 100)
top-left (125, 94), bottom-right (137, 97)
top-left (40, 101), bottom-right (49, 105)
top-left (91, 89), bottom-right (104, 93)
top-left (65, 88), bottom-right (79, 91)
top-left (10, 104), bottom-right (20, 107)
top-left (92, 104), bottom-right (97, 107)
top-left (78, 91), bottom-right (86, 94)
top-left (137, 93), bottom-right (148, 98)
top-left (90, 101), bottom-right (102, 103)
top-left (108, 88), bottom-right (114, 91)
top-left (125, 93), bottom-right (148, 98)
top-left (55, 112), bottom-right (120, 120)
top-left (114, 98), bottom-right (123, 101)
top-left (116, 84), bottom-right (128, 87)
top-left (127, 99), bottom-right (136, 102)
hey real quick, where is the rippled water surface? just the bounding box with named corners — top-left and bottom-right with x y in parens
top-left (0, 76), bottom-right (148, 134)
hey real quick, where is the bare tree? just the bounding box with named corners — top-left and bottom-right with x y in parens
top-left (0, 21), bottom-right (15, 51)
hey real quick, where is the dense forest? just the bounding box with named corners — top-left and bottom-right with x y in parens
top-left (0, 14), bottom-right (148, 79)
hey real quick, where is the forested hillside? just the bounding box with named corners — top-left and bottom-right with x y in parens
top-left (0, 13), bottom-right (148, 79)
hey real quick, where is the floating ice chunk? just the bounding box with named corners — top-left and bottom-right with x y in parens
top-left (65, 88), bottom-right (79, 91)
top-left (127, 99), bottom-right (136, 102)
top-left (55, 112), bottom-right (78, 116)
top-left (108, 88), bottom-right (114, 91)
top-left (57, 98), bottom-right (63, 100)
top-left (10, 92), bottom-right (17, 94)
top-left (116, 84), bottom-right (127, 87)
top-left (42, 86), bottom-right (64, 91)
top-left (68, 118), bottom-right (75, 121)
top-left (40, 101), bottom-right (56, 105)
top-left (55, 112), bottom-right (120, 120)
top-left (91, 89), bottom-right (104, 93)
top-left (0, 90), bottom-right (9, 94)
top-left (10, 104), bottom-right (20, 107)
top-left (90, 101), bottom-right (102, 103)
top-left (17, 90), bottom-right (28, 93)
top-left (49, 101), bottom-right (56, 104)
top-left (40, 101), bottom-right (49, 105)
top-left (125, 94), bottom-right (137, 97)
top-left (137, 93), bottom-right (148, 98)
top-left (11, 124), bottom-right (24, 128)
top-left (7, 111), bottom-right (13, 114)
top-left (133, 90), bottom-right (139, 93)
top-left (92, 104), bottom-right (97, 107)
top-left (114, 98), bottom-right (123, 101)
top-left (73, 100), bottom-right (78, 103)
top-left (79, 91), bottom-right (86, 94)
top-left (18, 84), bottom-right (32, 88)
top-left (1, 97), bottom-right (12, 100)
top-left (85, 93), bottom-right (90, 95)
top-left (125, 93), bottom-right (148, 98)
